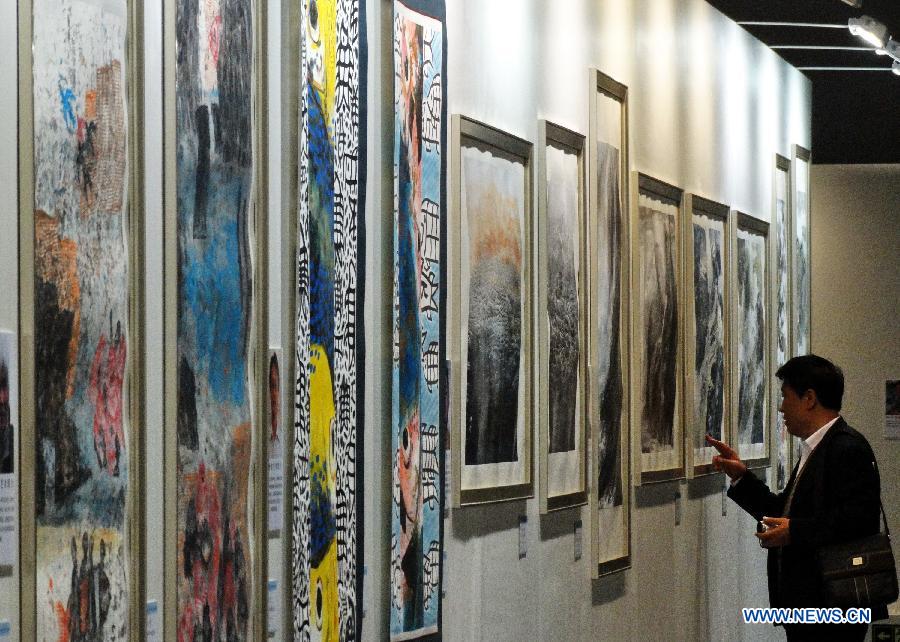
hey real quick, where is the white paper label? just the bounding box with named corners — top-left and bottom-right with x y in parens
top-left (145, 600), bottom-right (160, 642)
top-left (267, 579), bottom-right (280, 638)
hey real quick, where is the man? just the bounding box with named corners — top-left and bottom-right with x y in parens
top-left (707, 355), bottom-right (886, 642)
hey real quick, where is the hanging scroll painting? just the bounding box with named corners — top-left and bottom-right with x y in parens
top-left (391, 0), bottom-right (446, 638)
top-left (683, 196), bottom-right (729, 477)
top-left (537, 120), bottom-right (586, 513)
top-left (792, 145), bottom-right (811, 358)
top-left (32, 0), bottom-right (132, 637)
top-left (293, 0), bottom-right (367, 638)
top-left (450, 115), bottom-right (533, 506)
top-left (631, 173), bottom-right (684, 484)
top-left (733, 213), bottom-right (770, 468)
top-left (589, 69), bottom-right (631, 577)
top-left (175, 0), bottom-right (255, 638)
top-left (772, 156), bottom-right (792, 490)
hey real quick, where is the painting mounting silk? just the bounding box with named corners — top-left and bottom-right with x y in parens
top-left (175, 0), bottom-right (255, 639)
top-left (293, 0), bottom-right (367, 639)
top-left (32, 1), bottom-right (131, 637)
top-left (391, 0), bottom-right (445, 638)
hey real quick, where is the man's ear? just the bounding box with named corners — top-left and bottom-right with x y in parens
top-left (803, 388), bottom-right (818, 410)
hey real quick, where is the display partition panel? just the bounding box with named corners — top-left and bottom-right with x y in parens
top-left (450, 115), bottom-right (534, 507)
top-left (731, 213), bottom-right (771, 469)
top-left (391, 0), bottom-right (447, 637)
top-left (163, 0), bottom-right (269, 639)
top-left (772, 155), bottom-right (793, 491)
top-left (588, 69), bottom-right (631, 578)
top-left (536, 120), bottom-right (587, 514)
top-left (630, 173), bottom-right (685, 485)
top-left (292, 0), bottom-right (367, 637)
top-left (683, 195), bottom-right (730, 478)
top-left (18, 0), bottom-right (146, 637)
top-left (791, 145), bottom-right (811, 358)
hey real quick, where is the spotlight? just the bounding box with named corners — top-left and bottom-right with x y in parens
top-left (848, 15), bottom-right (888, 48)
top-left (886, 38), bottom-right (900, 60)
top-left (893, 59), bottom-right (900, 76)
top-left (840, 0), bottom-right (863, 7)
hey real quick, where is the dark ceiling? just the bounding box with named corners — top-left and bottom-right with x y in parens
top-left (705, 0), bottom-right (900, 164)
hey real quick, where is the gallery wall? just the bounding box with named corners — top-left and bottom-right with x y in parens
top-left (0, 0), bottom-right (822, 639)
top-left (438, 1), bottom-right (808, 641)
top-left (809, 164), bottom-right (900, 594)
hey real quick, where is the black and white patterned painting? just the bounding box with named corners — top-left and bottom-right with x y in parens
top-left (293, 0), bottom-right (366, 638)
top-left (736, 221), bottom-right (768, 463)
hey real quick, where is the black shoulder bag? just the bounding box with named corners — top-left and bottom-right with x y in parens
top-left (815, 460), bottom-right (898, 609)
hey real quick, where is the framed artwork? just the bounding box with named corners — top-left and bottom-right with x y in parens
top-left (450, 115), bottom-right (534, 507)
top-left (791, 145), bottom-right (811, 358)
top-left (163, 0), bottom-right (268, 639)
top-left (17, 0), bottom-right (146, 637)
top-left (683, 195), bottom-right (730, 478)
top-left (630, 173), bottom-right (685, 484)
top-left (588, 69), bottom-right (631, 577)
top-left (0, 331), bottom-right (18, 578)
top-left (292, 0), bottom-right (368, 638)
top-left (391, 0), bottom-right (446, 638)
top-left (731, 212), bottom-right (771, 469)
top-left (536, 120), bottom-right (587, 513)
top-left (772, 155), bottom-right (793, 490)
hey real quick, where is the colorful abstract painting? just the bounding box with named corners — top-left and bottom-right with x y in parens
top-left (691, 209), bottom-right (726, 455)
top-left (391, 0), bottom-right (444, 638)
top-left (32, 0), bottom-right (131, 638)
top-left (175, 0), bottom-right (255, 639)
top-left (736, 220), bottom-right (768, 463)
top-left (293, 0), bottom-right (366, 638)
top-left (774, 163), bottom-right (791, 489)
top-left (635, 180), bottom-right (682, 481)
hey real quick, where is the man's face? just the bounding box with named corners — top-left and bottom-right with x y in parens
top-left (779, 383), bottom-right (809, 437)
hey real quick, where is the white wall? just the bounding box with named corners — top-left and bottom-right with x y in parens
top-left (810, 164), bottom-right (900, 618)
top-left (433, 1), bottom-right (808, 641)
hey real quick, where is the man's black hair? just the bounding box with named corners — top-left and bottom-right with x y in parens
top-left (775, 354), bottom-right (844, 411)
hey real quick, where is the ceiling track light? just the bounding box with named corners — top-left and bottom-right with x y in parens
top-left (886, 38), bottom-right (900, 61)
top-left (840, 0), bottom-right (863, 8)
top-left (848, 15), bottom-right (888, 49)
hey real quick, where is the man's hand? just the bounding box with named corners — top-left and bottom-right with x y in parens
top-left (706, 434), bottom-right (748, 481)
top-left (755, 516), bottom-right (791, 548)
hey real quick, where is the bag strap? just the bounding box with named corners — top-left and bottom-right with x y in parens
top-left (874, 459), bottom-right (891, 537)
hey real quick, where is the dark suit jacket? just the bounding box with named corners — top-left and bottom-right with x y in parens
top-left (727, 418), bottom-right (887, 617)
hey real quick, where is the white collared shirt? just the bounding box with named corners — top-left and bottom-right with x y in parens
top-left (796, 415), bottom-right (840, 476)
